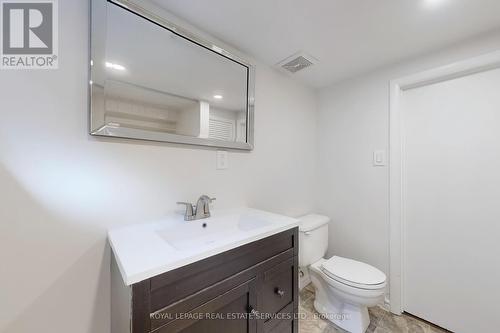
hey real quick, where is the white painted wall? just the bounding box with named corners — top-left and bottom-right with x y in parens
top-left (316, 29), bottom-right (500, 302)
top-left (0, 1), bottom-right (317, 332)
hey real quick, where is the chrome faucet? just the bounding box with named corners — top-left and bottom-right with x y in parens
top-left (177, 195), bottom-right (216, 221)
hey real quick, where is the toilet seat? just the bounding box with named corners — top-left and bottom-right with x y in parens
top-left (321, 256), bottom-right (386, 290)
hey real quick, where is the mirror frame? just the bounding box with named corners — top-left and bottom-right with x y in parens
top-left (89, 0), bottom-right (255, 150)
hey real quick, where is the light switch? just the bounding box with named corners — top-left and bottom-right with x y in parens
top-left (216, 150), bottom-right (229, 170)
top-left (373, 150), bottom-right (386, 166)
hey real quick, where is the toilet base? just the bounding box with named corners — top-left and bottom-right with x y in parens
top-left (313, 295), bottom-right (369, 333)
top-left (309, 263), bottom-right (379, 333)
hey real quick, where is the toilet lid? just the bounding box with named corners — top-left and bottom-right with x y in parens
top-left (321, 256), bottom-right (386, 287)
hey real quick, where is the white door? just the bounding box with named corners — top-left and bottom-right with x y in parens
top-left (401, 68), bottom-right (500, 332)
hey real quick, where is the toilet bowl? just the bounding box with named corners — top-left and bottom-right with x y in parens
top-left (299, 215), bottom-right (387, 333)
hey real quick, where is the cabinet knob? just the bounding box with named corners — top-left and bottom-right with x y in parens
top-left (275, 287), bottom-right (285, 297)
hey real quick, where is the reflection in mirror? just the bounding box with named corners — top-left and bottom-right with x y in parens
top-left (90, 0), bottom-right (254, 149)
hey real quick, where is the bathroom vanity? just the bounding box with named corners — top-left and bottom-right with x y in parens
top-left (109, 209), bottom-right (299, 333)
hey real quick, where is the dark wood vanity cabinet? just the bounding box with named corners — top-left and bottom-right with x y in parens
top-left (112, 228), bottom-right (299, 333)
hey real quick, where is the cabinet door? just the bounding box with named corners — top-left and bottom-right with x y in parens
top-left (155, 279), bottom-right (258, 333)
top-left (261, 303), bottom-right (296, 333)
top-left (260, 258), bottom-right (294, 315)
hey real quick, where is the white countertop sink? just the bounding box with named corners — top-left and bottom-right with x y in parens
top-left (108, 208), bottom-right (299, 286)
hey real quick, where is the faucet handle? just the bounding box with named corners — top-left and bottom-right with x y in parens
top-left (177, 202), bottom-right (195, 220)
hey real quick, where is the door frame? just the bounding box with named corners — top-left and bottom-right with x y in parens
top-left (388, 50), bottom-right (500, 314)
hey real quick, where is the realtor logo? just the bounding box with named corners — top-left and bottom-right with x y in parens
top-left (1, 0), bottom-right (58, 69)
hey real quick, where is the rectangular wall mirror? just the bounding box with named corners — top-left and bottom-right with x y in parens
top-left (90, 0), bottom-right (255, 150)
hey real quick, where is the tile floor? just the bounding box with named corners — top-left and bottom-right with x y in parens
top-left (299, 284), bottom-right (449, 333)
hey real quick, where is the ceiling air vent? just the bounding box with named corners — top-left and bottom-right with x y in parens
top-left (277, 52), bottom-right (317, 74)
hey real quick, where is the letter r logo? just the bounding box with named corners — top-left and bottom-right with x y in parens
top-left (2, 2), bottom-right (53, 54)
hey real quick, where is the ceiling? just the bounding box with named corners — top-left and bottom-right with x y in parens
top-left (153, 0), bottom-right (500, 88)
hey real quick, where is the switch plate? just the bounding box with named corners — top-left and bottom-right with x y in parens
top-left (216, 150), bottom-right (229, 170)
top-left (373, 150), bottom-right (386, 166)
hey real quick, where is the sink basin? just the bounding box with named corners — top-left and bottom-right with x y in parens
top-left (108, 208), bottom-right (299, 285)
top-left (157, 211), bottom-right (273, 250)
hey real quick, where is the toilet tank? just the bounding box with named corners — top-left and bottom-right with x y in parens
top-left (298, 214), bottom-right (330, 267)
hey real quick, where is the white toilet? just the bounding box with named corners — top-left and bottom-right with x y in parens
top-left (299, 214), bottom-right (387, 333)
